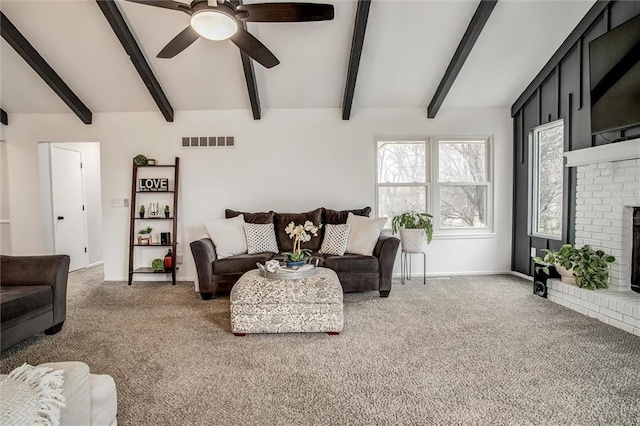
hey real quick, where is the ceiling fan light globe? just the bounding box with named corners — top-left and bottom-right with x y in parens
top-left (190, 10), bottom-right (238, 41)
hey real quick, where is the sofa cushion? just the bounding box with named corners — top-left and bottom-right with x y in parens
top-left (323, 254), bottom-right (379, 273)
top-left (324, 207), bottom-right (371, 224)
top-left (275, 208), bottom-right (324, 252)
top-left (244, 223), bottom-right (279, 254)
top-left (225, 209), bottom-right (274, 224)
top-left (203, 215), bottom-right (247, 259)
top-left (319, 224), bottom-right (350, 256)
top-left (213, 253), bottom-right (275, 274)
top-left (0, 286), bottom-right (52, 323)
top-left (345, 213), bottom-right (387, 256)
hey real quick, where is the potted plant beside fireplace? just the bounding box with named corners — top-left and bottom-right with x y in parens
top-left (533, 244), bottom-right (615, 290)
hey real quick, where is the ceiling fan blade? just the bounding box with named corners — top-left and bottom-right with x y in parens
top-left (237, 3), bottom-right (334, 22)
top-left (124, 0), bottom-right (192, 15)
top-left (230, 28), bottom-right (280, 68)
top-left (157, 26), bottom-right (200, 58)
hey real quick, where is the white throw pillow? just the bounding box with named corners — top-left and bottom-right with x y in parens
top-left (319, 224), bottom-right (350, 256)
top-left (244, 223), bottom-right (279, 254)
top-left (203, 215), bottom-right (247, 259)
top-left (345, 213), bottom-right (387, 256)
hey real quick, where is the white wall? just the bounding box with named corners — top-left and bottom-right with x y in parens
top-left (0, 141), bottom-right (11, 254)
top-left (4, 107), bottom-right (513, 281)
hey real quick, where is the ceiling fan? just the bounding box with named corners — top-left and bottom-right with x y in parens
top-left (124, 0), bottom-right (334, 68)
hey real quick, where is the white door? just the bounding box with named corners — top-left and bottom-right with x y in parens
top-left (51, 146), bottom-right (87, 271)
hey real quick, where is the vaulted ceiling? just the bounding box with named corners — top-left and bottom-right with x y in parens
top-left (1, 0), bottom-right (595, 121)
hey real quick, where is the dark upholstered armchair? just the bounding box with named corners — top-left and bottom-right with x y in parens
top-left (1, 254), bottom-right (70, 351)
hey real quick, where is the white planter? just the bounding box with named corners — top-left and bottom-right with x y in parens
top-left (555, 264), bottom-right (576, 285)
top-left (399, 229), bottom-right (426, 253)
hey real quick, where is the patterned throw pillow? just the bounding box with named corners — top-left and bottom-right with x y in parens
top-left (244, 223), bottom-right (279, 254)
top-left (319, 224), bottom-right (350, 256)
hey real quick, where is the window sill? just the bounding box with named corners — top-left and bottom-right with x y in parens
top-left (432, 232), bottom-right (495, 240)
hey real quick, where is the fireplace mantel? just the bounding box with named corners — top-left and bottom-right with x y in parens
top-left (564, 138), bottom-right (640, 167)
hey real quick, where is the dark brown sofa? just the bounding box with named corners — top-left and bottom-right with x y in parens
top-left (190, 207), bottom-right (400, 300)
top-left (0, 254), bottom-right (70, 351)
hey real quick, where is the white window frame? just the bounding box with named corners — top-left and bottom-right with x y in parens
top-left (432, 136), bottom-right (493, 235)
top-left (374, 138), bottom-right (431, 230)
top-left (529, 119), bottom-right (564, 240)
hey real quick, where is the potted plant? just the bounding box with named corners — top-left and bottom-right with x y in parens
top-left (391, 211), bottom-right (433, 252)
top-left (164, 205), bottom-right (170, 218)
top-left (533, 244), bottom-right (615, 289)
top-left (137, 226), bottom-right (153, 245)
top-left (281, 221), bottom-right (322, 268)
top-left (138, 205), bottom-right (145, 218)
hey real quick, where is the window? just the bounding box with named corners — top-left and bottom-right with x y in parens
top-left (376, 140), bottom-right (429, 228)
top-left (530, 120), bottom-right (564, 239)
top-left (376, 136), bottom-right (492, 234)
top-left (435, 138), bottom-right (491, 230)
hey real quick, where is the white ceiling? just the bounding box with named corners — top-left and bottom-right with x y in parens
top-left (0, 0), bottom-right (595, 117)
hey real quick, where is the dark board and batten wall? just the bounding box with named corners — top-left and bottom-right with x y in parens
top-left (511, 1), bottom-right (640, 276)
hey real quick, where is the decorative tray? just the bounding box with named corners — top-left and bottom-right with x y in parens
top-left (257, 263), bottom-right (317, 280)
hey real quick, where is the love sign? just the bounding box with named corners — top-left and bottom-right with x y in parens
top-left (139, 178), bottom-right (169, 192)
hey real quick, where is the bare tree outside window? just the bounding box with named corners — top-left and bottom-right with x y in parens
top-left (532, 121), bottom-right (564, 238)
top-left (377, 141), bottom-right (428, 228)
top-left (438, 140), bottom-right (488, 228)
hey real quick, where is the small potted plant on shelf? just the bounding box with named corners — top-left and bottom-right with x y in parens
top-left (137, 226), bottom-right (153, 245)
top-left (533, 244), bottom-right (615, 289)
top-left (164, 205), bottom-right (170, 218)
top-left (281, 221), bottom-right (322, 268)
top-left (391, 211), bottom-right (433, 252)
top-left (138, 205), bottom-right (145, 218)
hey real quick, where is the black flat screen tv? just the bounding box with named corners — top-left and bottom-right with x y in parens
top-left (589, 14), bottom-right (640, 135)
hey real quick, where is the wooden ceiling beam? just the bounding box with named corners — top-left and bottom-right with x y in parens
top-left (1, 12), bottom-right (92, 124)
top-left (427, 0), bottom-right (497, 119)
top-left (0, 109), bottom-right (7, 126)
top-left (342, 0), bottom-right (371, 121)
top-left (231, 0), bottom-right (261, 120)
top-left (96, 0), bottom-right (174, 122)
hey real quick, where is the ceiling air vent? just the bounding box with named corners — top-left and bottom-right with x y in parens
top-left (181, 136), bottom-right (235, 148)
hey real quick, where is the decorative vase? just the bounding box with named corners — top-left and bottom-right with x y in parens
top-left (139, 212), bottom-right (144, 218)
top-left (286, 260), bottom-right (307, 269)
top-left (164, 212), bottom-right (170, 218)
top-left (555, 264), bottom-right (576, 285)
top-left (399, 228), bottom-right (426, 253)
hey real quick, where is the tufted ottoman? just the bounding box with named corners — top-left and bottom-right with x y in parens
top-left (230, 267), bottom-right (344, 335)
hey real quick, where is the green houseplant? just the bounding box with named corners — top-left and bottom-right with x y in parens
top-left (533, 244), bottom-right (615, 290)
top-left (138, 204), bottom-right (145, 218)
top-left (164, 204), bottom-right (170, 218)
top-left (391, 211), bottom-right (433, 252)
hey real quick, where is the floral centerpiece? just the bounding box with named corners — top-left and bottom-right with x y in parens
top-left (282, 220), bottom-right (322, 267)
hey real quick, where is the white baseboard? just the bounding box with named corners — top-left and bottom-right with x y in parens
top-left (88, 261), bottom-right (104, 268)
top-left (103, 276), bottom-right (195, 282)
top-left (509, 271), bottom-right (533, 281)
top-left (392, 270), bottom-right (513, 278)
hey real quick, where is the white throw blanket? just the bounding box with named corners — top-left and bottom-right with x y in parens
top-left (0, 363), bottom-right (66, 426)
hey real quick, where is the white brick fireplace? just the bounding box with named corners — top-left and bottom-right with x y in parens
top-left (547, 138), bottom-right (640, 336)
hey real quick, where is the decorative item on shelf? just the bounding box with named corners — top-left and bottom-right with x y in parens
top-left (160, 232), bottom-right (171, 245)
top-left (147, 159), bottom-right (156, 166)
top-left (149, 202), bottom-right (160, 217)
top-left (138, 205), bottom-right (145, 218)
top-left (137, 226), bottom-right (152, 245)
top-left (391, 211), bottom-right (433, 252)
top-left (164, 249), bottom-right (173, 271)
top-left (164, 205), bottom-right (170, 218)
top-left (281, 220), bottom-right (322, 268)
top-left (151, 258), bottom-right (164, 272)
top-left (139, 178), bottom-right (169, 192)
top-left (133, 154), bottom-right (148, 166)
top-left (533, 244), bottom-right (615, 289)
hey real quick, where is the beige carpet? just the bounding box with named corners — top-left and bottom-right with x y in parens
top-left (1, 267), bottom-right (639, 425)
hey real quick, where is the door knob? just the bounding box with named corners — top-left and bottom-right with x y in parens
top-left (57, 216), bottom-right (64, 220)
